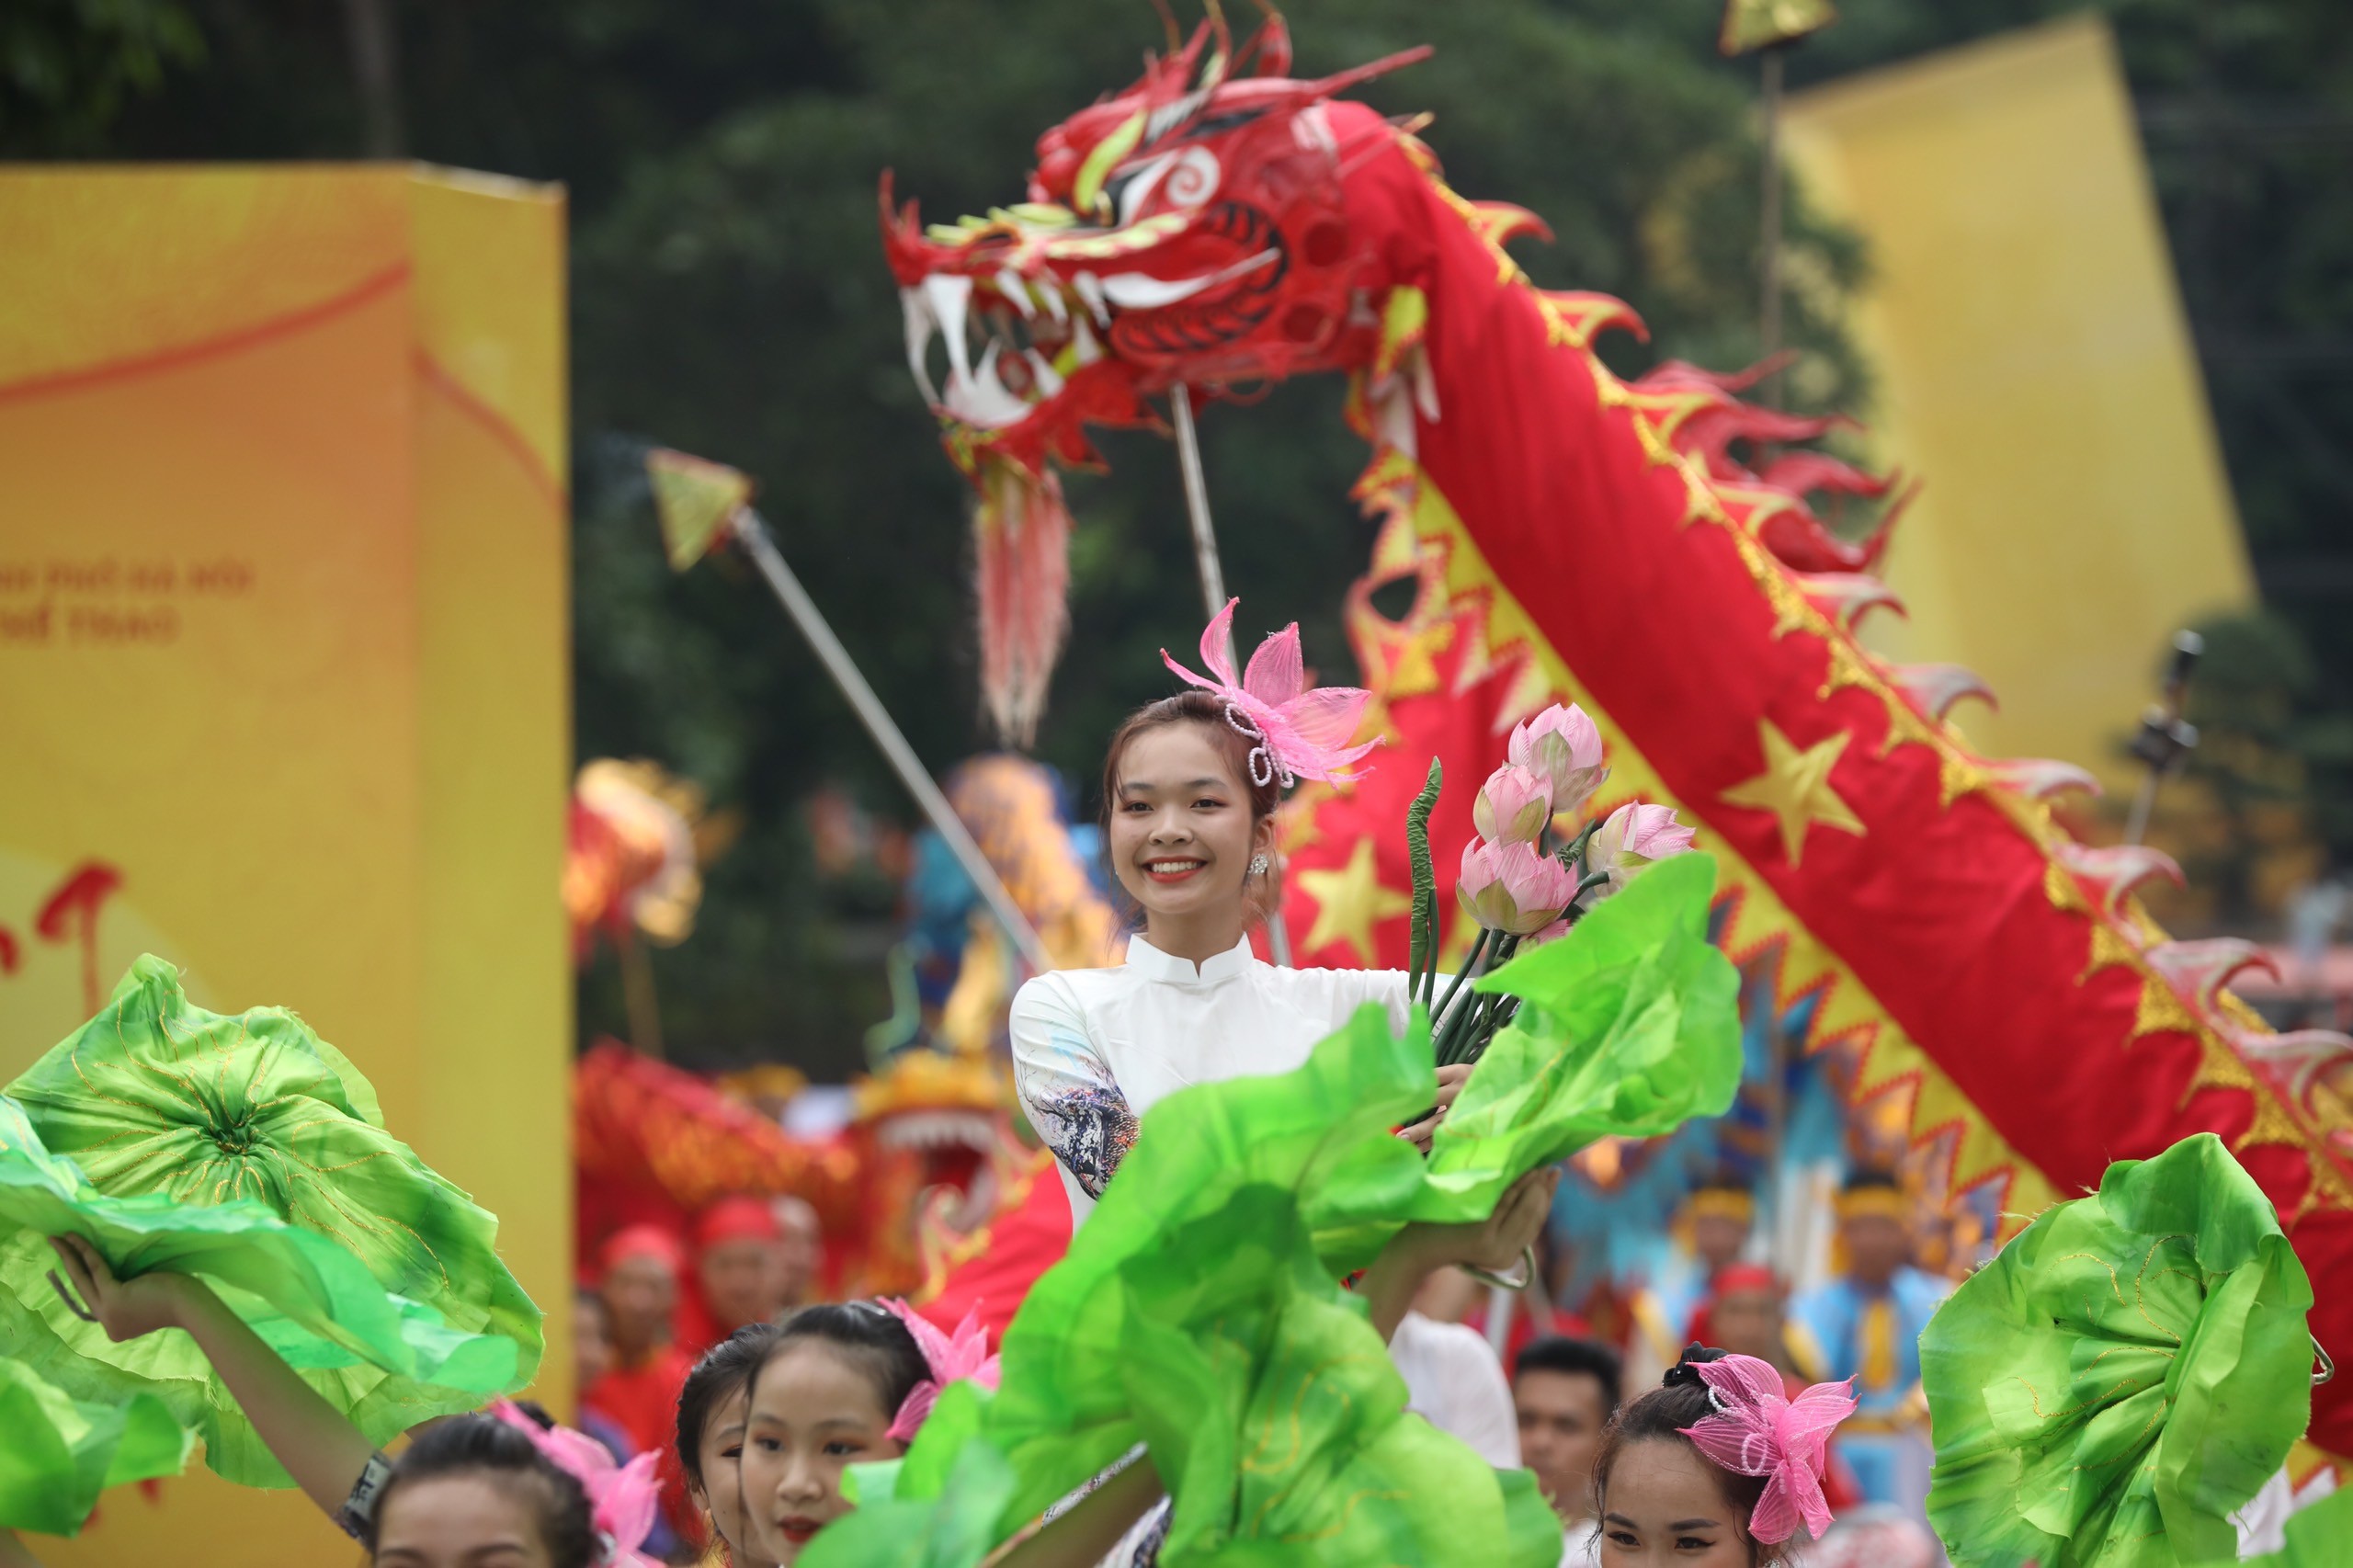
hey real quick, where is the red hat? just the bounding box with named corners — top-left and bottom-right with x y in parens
top-left (598, 1223), bottom-right (687, 1278)
top-left (1711, 1263), bottom-right (1782, 1298)
top-left (693, 1195), bottom-right (782, 1252)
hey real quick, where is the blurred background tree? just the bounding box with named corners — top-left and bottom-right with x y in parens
top-left (13, 0), bottom-right (2349, 1066)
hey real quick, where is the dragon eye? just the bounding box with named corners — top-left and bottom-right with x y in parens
top-left (1161, 147), bottom-right (1221, 209)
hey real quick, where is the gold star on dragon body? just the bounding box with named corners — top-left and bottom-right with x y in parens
top-left (1720, 719), bottom-right (1867, 866)
top-left (1295, 836), bottom-right (1413, 966)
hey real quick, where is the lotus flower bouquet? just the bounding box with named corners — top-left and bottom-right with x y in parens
top-left (1405, 704), bottom-right (1697, 1067)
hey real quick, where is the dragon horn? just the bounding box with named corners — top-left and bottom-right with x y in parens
top-left (2052, 841), bottom-right (2185, 919)
top-left (1857, 477), bottom-right (1920, 571)
top-left (1305, 44), bottom-right (1436, 102)
top-left (1241, 0), bottom-right (1291, 77)
top-left (1892, 663), bottom-right (1995, 722)
top-left (1792, 572), bottom-right (1905, 632)
top-left (1982, 757), bottom-right (2101, 801)
top-left (2143, 938), bottom-right (2279, 1015)
top-left (2230, 1025), bottom-right (2353, 1108)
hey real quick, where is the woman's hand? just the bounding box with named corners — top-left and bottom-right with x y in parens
top-left (59, 1234), bottom-right (381, 1526)
top-left (1407, 1165), bottom-right (1560, 1275)
top-left (47, 1233), bottom-right (204, 1342)
top-left (1397, 1062), bottom-right (1472, 1153)
top-left (1359, 1166), bottom-right (1563, 1342)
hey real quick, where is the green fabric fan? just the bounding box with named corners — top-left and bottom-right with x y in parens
top-left (1922, 1131), bottom-right (2314, 1567)
top-left (0, 957), bottom-right (542, 1486)
top-left (0, 1358), bottom-right (191, 1537)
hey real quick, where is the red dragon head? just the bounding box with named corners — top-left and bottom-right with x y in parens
top-left (881, 6), bottom-right (1889, 743)
top-left (880, 8), bottom-right (1431, 739)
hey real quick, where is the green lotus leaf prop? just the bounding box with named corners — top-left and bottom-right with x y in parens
top-left (0, 957), bottom-right (542, 1487)
top-left (1923, 1132), bottom-right (2314, 1567)
top-left (0, 1358), bottom-right (191, 1537)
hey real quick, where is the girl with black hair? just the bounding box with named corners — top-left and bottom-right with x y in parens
top-left (734, 1302), bottom-right (936, 1562)
top-left (362, 1415), bottom-right (600, 1568)
top-left (674, 1322), bottom-right (785, 1568)
top-left (1586, 1346), bottom-right (1856, 1567)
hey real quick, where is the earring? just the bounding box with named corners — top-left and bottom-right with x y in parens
top-left (1249, 853), bottom-right (1270, 876)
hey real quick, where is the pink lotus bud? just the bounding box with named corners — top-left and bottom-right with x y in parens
top-left (1508, 704), bottom-right (1609, 815)
top-left (1459, 837), bottom-right (1578, 936)
top-left (1591, 801), bottom-right (1697, 892)
top-left (1472, 764), bottom-right (1553, 846)
top-left (1521, 916), bottom-right (1572, 949)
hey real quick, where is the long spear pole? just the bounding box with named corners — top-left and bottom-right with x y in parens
top-left (730, 507), bottom-right (1053, 974)
top-left (1170, 386), bottom-right (1296, 967)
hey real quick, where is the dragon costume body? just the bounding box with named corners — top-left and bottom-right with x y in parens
top-left (879, 12), bottom-right (2353, 1454)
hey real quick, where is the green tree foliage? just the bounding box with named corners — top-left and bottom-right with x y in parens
top-left (1, 0), bottom-right (200, 153)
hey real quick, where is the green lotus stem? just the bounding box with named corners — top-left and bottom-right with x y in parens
top-left (1404, 759), bottom-right (1442, 1007)
top-left (1433, 927), bottom-right (1492, 1038)
top-left (1554, 818), bottom-right (1600, 871)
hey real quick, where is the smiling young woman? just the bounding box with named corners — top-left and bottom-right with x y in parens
top-left (1007, 605), bottom-right (1470, 1230)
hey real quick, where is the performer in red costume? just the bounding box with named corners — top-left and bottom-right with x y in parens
top-left (582, 1225), bottom-right (699, 1460)
top-left (674, 1195), bottom-right (787, 1358)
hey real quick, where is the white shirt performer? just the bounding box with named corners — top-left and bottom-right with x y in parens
top-left (1002, 602), bottom-right (1559, 1567)
top-left (1007, 598), bottom-right (1465, 1223)
top-left (1012, 932), bottom-right (1414, 1224)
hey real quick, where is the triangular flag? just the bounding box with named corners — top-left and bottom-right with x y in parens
top-left (1720, 0), bottom-right (1836, 55)
top-left (646, 448), bottom-right (754, 571)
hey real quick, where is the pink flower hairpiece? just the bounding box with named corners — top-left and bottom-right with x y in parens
top-left (1162, 598), bottom-right (1381, 787)
top-left (489, 1401), bottom-right (662, 1567)
top-left (1676, 1354), bottom-right (1857, 1546)
top-left (880, 1298), bottom-right (1002, 1443)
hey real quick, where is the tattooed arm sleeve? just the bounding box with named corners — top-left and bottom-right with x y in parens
top-left (1009, 977), bottom-right (1138, 1199)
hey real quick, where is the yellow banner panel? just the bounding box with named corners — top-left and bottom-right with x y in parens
top-left (1784, 17), bottom-right (2253, 787)
top-left (0, 165), bottom-right (568, 1563)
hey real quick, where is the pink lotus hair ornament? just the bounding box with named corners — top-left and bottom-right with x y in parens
top-left (1675, 1353), bottom-right (1857, 1546)
top-left (879, 1298), bottom-right (1002, 1444)
top-left (488, 1401), bottom-right (663, 1567)
top-left (1162, 598), bottom-right (1381, 788)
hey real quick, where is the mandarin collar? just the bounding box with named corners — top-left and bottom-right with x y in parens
top-left (1124, 933), bottom-right (1256, 988)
